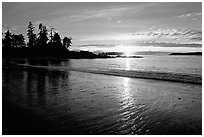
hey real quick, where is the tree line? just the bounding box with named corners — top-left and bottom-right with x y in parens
top-left (2, 22), bottom-right (72, 57)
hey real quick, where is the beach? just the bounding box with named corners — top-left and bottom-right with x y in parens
top-left (2, 2), bottom-right (202, 135)
top-left (2, 59), bottom-right (202, 134)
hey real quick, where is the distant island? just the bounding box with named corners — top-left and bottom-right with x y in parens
top-left (97, 51), bottom-right (172, 56)
top-left (116, 55), bottom-right (143, 58)
top-left (170, 52), bottom-right (202, 56)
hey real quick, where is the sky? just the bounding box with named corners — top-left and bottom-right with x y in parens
top-left (2, 2), bottom-right (202, 53)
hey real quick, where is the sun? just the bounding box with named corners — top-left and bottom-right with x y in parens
top-left (123, 51), bottom-right (134, 57)
top-left (116, 44), bottom-right (135, 56)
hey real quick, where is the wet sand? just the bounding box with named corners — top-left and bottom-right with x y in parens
top-left (2, 67), bottom-right (202, 135)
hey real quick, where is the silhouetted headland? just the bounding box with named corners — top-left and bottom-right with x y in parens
top-left (2, 21), bottom-right (113, 59)
top-left (2, 47), bottom-right (113, 59)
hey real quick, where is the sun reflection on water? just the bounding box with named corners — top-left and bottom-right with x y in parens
top-left (124, 58), bottom-right (131, 101)
top-left (120, 58), bottom-right (134, 112)
top-left (125, 58), bottom-right (130, 70)
top-left (124, 77), bottom-right (129, 93)
top-left (122, 77), bottom-right (134, 109)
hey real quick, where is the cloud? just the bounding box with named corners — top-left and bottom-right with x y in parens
top-left (126, 28), bottom-right (202, 44)
top-left (187, 36), bottom-right (202, 41)
top-left (135, 28), bottom-right (201, 39)
top-left (51, 9), bottom-right (70, 16)
top-left (74, 27), bottom-right (201, 46)
top-left (68, 7), bottom-right (133, 21)
top-left (68, 3), bottom-right (157, 21)
top-left (2, 24), bottom-right (20, 32)
top-left (77, 28), bottom-right (202, 45)
top-left (176, 12), bottom-right (202, 20)
top-left (12, 25), bottom-right (20, 31)
top-left (148, 26), bottom-right (156, 30)
top-left (34, 20), bottom-right (44, 25)
top-left (171, 32), bottom-right (181, 36)
top-left (136, 42), bottom-right (202, 48)
top-left (182, 30), bottom-right (202, 35)
top-left (179, 30), bottom-right (202, 41)
top-left (134, 29), bottom-right (171, 37)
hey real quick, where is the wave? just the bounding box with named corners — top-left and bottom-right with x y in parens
top-left (10, 62), bottom-right (202, 85)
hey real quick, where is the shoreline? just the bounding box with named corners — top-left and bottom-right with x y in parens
top-left (11, 62), bottom-right (202, 85)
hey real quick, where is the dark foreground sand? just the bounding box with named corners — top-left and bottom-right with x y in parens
top-left (3, 98), bottom-right (84, 135)
top-left (2, 68), bottom-right (202, 135)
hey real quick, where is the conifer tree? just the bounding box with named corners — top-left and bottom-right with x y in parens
top-left (27, 22), bottom-right (37, 48)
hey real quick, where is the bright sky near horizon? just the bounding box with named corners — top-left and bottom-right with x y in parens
top-left (2, 2), bottom-right (202, 52)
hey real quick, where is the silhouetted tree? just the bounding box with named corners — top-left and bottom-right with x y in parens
top-left (11, 34), bottom-right (26, 48)
top-left (3, 30), bottom-right (12, 48)
top-left (47, 26), bottom-right (55, 47)
top-left (50, 26), bottom-right (55, 44)
top-left (53, 32), bottom-right (62, 48)
top-left (2, 21), bottom-right (87, 58)
top-left (37, 23), bottom-right (48, 47)
top-left (63, 37), bottom-right (72, 50)
top-left (18, 34), bottom-right (25, 48)
top-left (39, 23), bottom-right (43, 31)
top-left (27, 22), bottom-right (37, 48)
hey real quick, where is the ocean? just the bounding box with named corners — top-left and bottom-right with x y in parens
top-left (2, 55), bottom-right (202, 134)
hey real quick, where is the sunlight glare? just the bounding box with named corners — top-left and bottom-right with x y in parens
top-left (123, 51), bottom-right (133, 57)
top-left (116, 44), bottom-right (135, 57)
